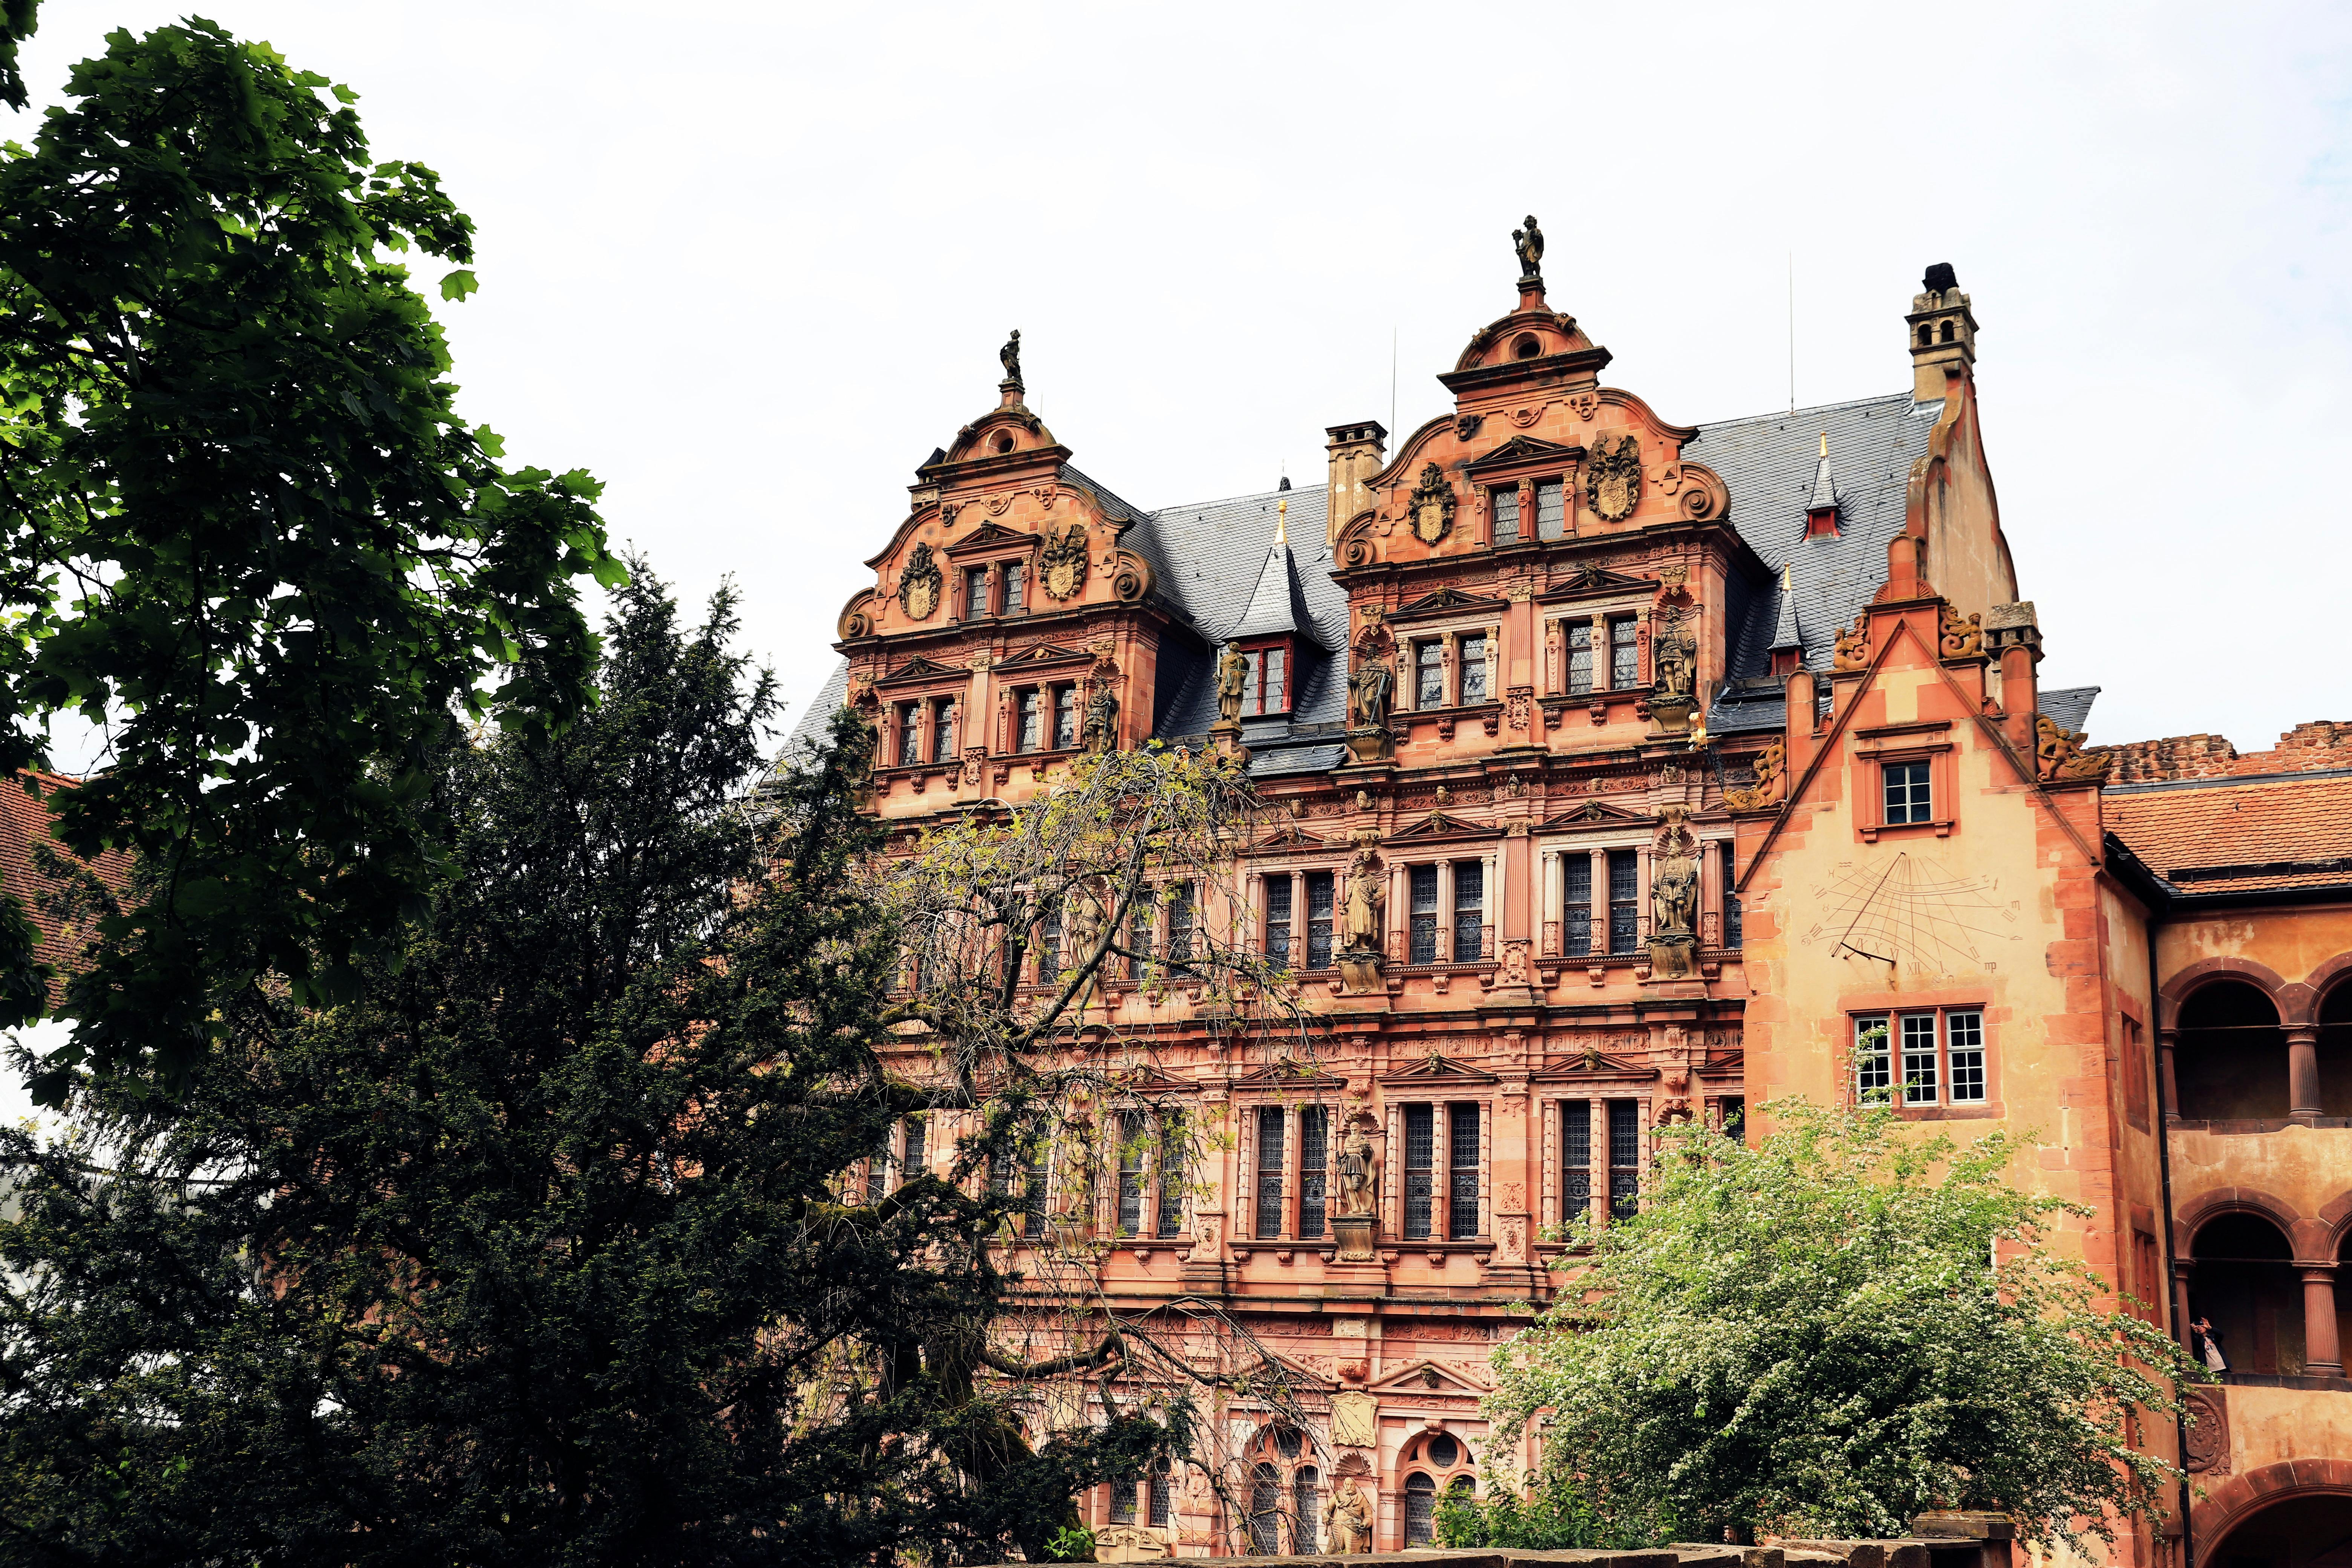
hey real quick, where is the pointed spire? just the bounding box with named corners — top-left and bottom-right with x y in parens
top-left (1770, 562), bottom-right (1804, 653)
top-left (1274, 496), bottom-right (1288, 545)
top-left (1228, 498), bottom-right (1324, 646)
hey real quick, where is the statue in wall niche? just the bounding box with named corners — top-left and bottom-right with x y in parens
top-left (1341, 850), bottom-right (1384, 952)
top-left (1336, 1127), bottom-right (1380, 1217)
top-left (1348, 651), bottom-right (1394, 730)
top-left (1651, 606), bottom-right (1697, 704)
top-left (1323, 1476), bottom-right (1373, 1554)
top-left (1512, 215), bottom-right (1545, 282)
top-left (1214, 642), bottom-right (1248, 727)
top-left (1651, 828), bottom-right (1700, 940)
top-left (1083, 683), bottom-right (1120, 753)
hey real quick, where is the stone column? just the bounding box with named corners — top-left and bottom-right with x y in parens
top-left (1541, 849), bottom-right (1562, 957)
top-left (1389, 862), bottom-right (1409, 964)
top-left (1589, 847), bottom-right (1608, 956)
top-left (1435, 861), bottom-right (1455, 963)
top-left (2289, 1025), bottom-right (2323, 1124)
top-left (2306, 1265), bottom-right (2344, 1376)
top-left (2173, 1260), bottom-right (2197, 1354)
top-left (2159, 1021), bottom-right (2181, 1122)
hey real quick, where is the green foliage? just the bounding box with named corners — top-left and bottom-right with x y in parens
top-left (0, 14), bottom-right (616, 1093)
top-left (1475, 1099), bottom-right (2202, 1551)
top-left (1042, 1524), bottom-right (1096, 1562)
top-left (1435, 1484), bottom-right (1655, 1552)
top-left (0, 571), bottom-right (1171, 1566)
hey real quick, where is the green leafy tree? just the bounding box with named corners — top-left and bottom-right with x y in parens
top-left (1452, 1099), bottom-right (2201, 1551)
top-left (0, 6), bottom-right (618, 1093)
top-left (0, 571), bottom-right (1169, 1567)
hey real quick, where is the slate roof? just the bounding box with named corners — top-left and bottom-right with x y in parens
top-left (2105, 771), bottom-right (2352, 895)
top-left (2041, 686), bottom-right (2100, 736)
top-left (1690, 392), bottom-right (1943, 681)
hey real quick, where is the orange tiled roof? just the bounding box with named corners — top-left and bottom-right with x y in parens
top-left (2106, 772), bottom-right (2352, 896)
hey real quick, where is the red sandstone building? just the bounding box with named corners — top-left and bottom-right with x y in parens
top-left (791, 238), bottom-right (2352, 1566)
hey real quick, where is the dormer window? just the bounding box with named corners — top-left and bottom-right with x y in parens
top-left (1236, 638), bottom-right (1293, 716)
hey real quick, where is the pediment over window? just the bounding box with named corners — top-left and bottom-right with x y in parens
top-left (1250, 823), bottom-right (1326, 851)
top-left (879, 655), bottom-right (964, 685)
top-left (1393, 586), bottom-right (1509, 622)
top-left (1698, 1049), bottom-right (1745, 1076)
top-left (1387, 810), bottom-right (1502, 844)
top-left (1533, 1050), bottom-right (1653, 1079)
top-left (1229, 1059), bottom-right (1347, 1091)
top-left (1366, 1358), bottom-right (1489, 1396)
top-left (1108, 1063), bottom-right (1197, 1098)
top-left (1378, 1052), bottom-right (1499, 1086)
top-left (1463, 434), bottom-right (1583, 475)
top-left (944, 521), bottom-right (1037, 557)
top-left (998, 641), bottom-right (1090, 669)
top-left (1534, 800), bottom-right (1650, 831)
top-left (1536, 564), bottom-right (1654, 601)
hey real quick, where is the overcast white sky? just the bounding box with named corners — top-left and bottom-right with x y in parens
top-left (14, 0), bottom-right (2351, 758)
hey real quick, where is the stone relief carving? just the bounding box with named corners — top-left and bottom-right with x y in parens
top-left (898, 542), bottom-right (942, 620)
top-left (1041, 524), bottom-right (1089, 600)
top-left (2036, 714), bottom-right (2111, 782)
top-left (2184, 1386), bottom-right (2228, 1474)
top-left (1833, 618), bottom-right (1870, 671)
top-left (1455, 413), bottom-right (1483, 440)
top-left (1406, 463), bottom-right (1456, 545)
top-left (1214, 643), bottom-right (1248, 727)
top-left (1722, 737), bottom-right (1786, 812)
top-left (1083, 682), bottom-right (1121, 754)
top-left (1939, 602), bottom-right (1984, 659)
top-left (1585, 434), bottom-right (1643, 522)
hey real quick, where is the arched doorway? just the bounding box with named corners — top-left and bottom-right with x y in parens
top-left (2177, 982), bottom-right (2288, 1119)
top-left (2193, 1213), bottom-right (2303, 1375)
top-left (2203, 1491), bottom-right (2352, 1566)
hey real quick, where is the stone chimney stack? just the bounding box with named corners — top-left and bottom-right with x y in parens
top-left (1325, 421), bottom-right (1387, 548)
top-left (1907, 262), bottom-right (1978, 403)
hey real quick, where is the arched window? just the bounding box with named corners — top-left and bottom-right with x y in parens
top-left (1250, 1463), bottom-right (1283, 1555)
top-left (2176, 981), bottom-right (2287, 1119)
top-left (1917, 324), bottom-right (1933, 347)
top-left (1292, 1467), bottom-right (1320, 1552)
top-left (2194, 1212), bottom-right (2299, 1375)
top-left (1404, 1472), bottom-right (1437, 1545)
top-left (1939, 320), bottom-right (1955, 343)
top-left (1149, 1461), bottom-right (1172, 1527)
top-left (1109, 1474), bottom-right (1136, 1524)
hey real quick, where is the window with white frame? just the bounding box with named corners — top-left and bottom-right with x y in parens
top-left (1883, 759), bottom-right (1933, 825)
top-left (1855, 1010), bottom-right (1988, 1106)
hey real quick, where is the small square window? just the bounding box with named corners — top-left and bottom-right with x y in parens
top-left (1884, 760), bottom-right (1933, 825)
top-left (1854, 1015), bottom-right (1892, 1102)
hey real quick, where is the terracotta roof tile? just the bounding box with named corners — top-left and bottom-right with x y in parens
top-left (2106, 773), bottom-right (2352, 895)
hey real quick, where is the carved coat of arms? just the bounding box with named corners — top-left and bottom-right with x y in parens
top-left (898, 542), bottom-right (942, 620)
top-left (1040, 524), bottom-right (1088, 601)
top-left (1586, 434), bottom-right (1643, 522)
top-left (1406, 463), bottom-right (1455, 545)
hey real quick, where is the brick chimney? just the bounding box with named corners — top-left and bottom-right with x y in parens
top-left (1907, 262), bottom-right (1978, 403)
top-left (1325, 421), bottom-right (1387, 548)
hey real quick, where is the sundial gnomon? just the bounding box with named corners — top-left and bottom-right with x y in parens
top-left (1801, 854), bottom-right (2022, 976)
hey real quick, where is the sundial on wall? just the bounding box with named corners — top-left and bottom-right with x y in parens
top-left (1798, 853), bottom-right (2023, 977)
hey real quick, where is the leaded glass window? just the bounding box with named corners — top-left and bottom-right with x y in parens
top-left (1608, 1101), bottom-right (1639, 1220)
top-left (1448, 1102), bottom-right (1480, 1239)
top-left (1607, 849), bottom-right (1639, 955)
top-left (1609, 617), bottom-right (1638, 688)
top-left (1721, 841), bottom-right (1742, 948)
top-left (1403, 1104), bottom-right (1434, 1240)
top-left (1459, 633), bottom-right (1488, 704)
top-left (1000, 560), bottom-right (1025, 614)
top-left (1299, 1106), bottom-right (1328, 1240)
top-left (1404, 1474), bottom-right (1437, 1545)
top-left (1563, 854), bottom-right (1593, 957)
top-left (931, 698), bottom-right (957, 763)
top-left (897, 701), bottom-right (920, 767)
top-left (1250, 1465), bottom-right (1282, 1554)
top-left (1293, 1469), bottom-right (1320, 1553)
top-left (1022, 1137), bottom-right (1049, 1239)
top-left (1266, 875), bottom-right (1292, 966)
top-left (1054, 684), bottom-right (1078, 749)
top-left (1409, 865), bottom-right (1439, 964)
top-left (1117, 1110), bottom-right (1146, 1237)
top-left (1534, 479), bottom-right (1565, 541)
top-left (1018, 688), bottom-right (1043, 752)
top-left (1490, 485), bottom-right (1520, 545)
top-left (1166, 883), bottom-right (1194, 964)
top-left (1451, 860), bottom-right (1483, 963)
top-left (1416, 639), bottom-right (1444, 708)
top-left (1305, 870), bottom-right (1334, 969)
top-left (1156, 1113), bottom-right (1186, 1236)
top-left (964, 565), bottom-right (990, 618)
top-left (1255, 1107), bottom-right (1285, 1239)
top-left (1563, 1100), bottom-right (1592, 1213)
top-left (1566, 620), bottom-right (1594, 695)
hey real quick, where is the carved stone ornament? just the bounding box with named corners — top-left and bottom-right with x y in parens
top-left (1722, 736), bottom-right (1786, 812)
top-left (1833, 618), bottom-right (1870, 671)
top-left (1585, 433), bottom-right (1643, 522)
top-left (1940, 602), bottom-right (1985, 659)
top-left (1455, 413), bottom-right (1483, 440)
top-left (2184, 1385), bottom-right (2229, 1474)
top-left (898, 542), bottom-right (943, 620)
top-left (1092, 1525), bottom-right (1171, 1562)
top-left (2036, 714), bottom-right (2111, 782)
top-left (1041, 524), bottom-right (1089, 600)
top-left (1406, 462), bottom-right (1456, 545)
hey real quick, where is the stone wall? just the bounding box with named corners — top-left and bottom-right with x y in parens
top-left (2104, 720), bottom-right (2352, 784)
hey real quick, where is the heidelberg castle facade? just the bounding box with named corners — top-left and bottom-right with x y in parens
top-left (790, 232), bottom-right (2352, 1568)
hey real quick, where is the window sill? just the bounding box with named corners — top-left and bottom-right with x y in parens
top-left (1882, 1102), bottom-right (2003, 1121)
top-left (1859, 818), bottom-right (1954, 842)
